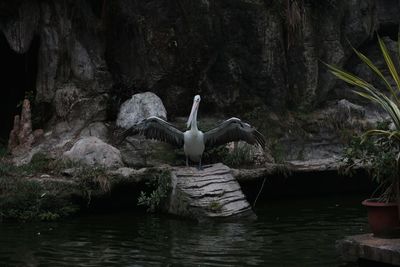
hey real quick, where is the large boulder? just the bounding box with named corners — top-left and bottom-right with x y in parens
top-left (116, 92), bottom-right (171, 167)
top-left (116, 92), bottom-right (167, 129)
top-left (63, 137), bottom-right (123, 168)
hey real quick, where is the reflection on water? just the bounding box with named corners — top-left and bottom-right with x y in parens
top-left (0, 195), bottom-right (367, 266)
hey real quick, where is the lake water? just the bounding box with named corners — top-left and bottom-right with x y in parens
top-left (0, 195), bottom-right (367, 266)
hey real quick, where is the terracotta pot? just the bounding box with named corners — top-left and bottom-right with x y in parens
top-left (362, 198), bottom-right (400, 238)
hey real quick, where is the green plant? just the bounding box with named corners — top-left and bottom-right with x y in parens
top-left (138, 170), bottom-right (171, 212)
top-left (341, 136), bottom-right (399, 202)
top-left (207, 201), bottom-right (222, 212)
top-left (25, 152), bottom-right (52, 173)
top-left (327, 35), bottom-right (400, 203)
top-left (202, 146), bottom-right (229, 164)
top-left (202, 144), bottom-right (254, 168)
top-left (223, 144), bottom-right (253, 167)
top-left (0, 176), bottom-right (78, 221)
top-left (270, 139), bottom-right (285, 164)
top-left (0, 154), bottom-right (108, 221)
top-left (75, 166), bottom-right (110, 206)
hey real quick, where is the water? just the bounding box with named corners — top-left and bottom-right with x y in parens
top-left (0, 195), bottom-right (367, 266)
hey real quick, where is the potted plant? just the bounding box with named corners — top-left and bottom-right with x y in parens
top-left (326, 35), bottom-right (400, 237)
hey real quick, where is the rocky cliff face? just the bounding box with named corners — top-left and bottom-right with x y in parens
top-left (0, 0), bottom-right (399, 164)
top-left (105, 0), bottom-right (400, 113)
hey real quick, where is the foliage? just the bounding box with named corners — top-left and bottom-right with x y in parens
top-left (76, 166), bottom-right (111, 206)
top-left (202, 144), bottom-right (253, 168)
top-left (223, 145), bottom-right (253, 167)
top-left (269, 139), bottom-right (286, 163)
top-left (327, 36), bottom-right (400, 141)
top-left (0, 152), bottom-right (110, 221)
top-left (0, 176), bottom-right (78, 221)
top-left (24, 152), bottom-right (53, 173)
top-left (202, 146), bottom-right (228, 164)
top-left (0, 152), bottom-right (73, 177)
top-left (327, 35), bottom-right (400, 202)
top-left (207, 201), bottom-right (222, 212)
top-left (341, 135), bottom-right (399, 202)
top-left (138, 170), bottom-right (171, 212)
top-left (243, 104), bottom-right (271, 137)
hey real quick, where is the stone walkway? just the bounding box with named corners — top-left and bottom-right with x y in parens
top-left (337, 234), bottom-right (400, 266)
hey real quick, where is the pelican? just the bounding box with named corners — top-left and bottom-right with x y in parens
top-left (122, 95), bottom-right (265, 169)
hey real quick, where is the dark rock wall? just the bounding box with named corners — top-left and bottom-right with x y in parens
top-left (106, 0), bottom-right (288, 115)
top-left (0, 0), bottom-right (399, 128)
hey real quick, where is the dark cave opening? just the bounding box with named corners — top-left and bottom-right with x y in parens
top-left (0, 34), bottom-right (39, 142)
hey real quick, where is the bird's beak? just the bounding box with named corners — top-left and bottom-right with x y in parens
top-left (187, 100), bottom-right (199, 129)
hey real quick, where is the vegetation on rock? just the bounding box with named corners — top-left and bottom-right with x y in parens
top-left (75, 166), bottom-right (111, 206)
top-left (341, 133), bottom-right (399, 202)
top-left (202, 145), bottom-right (253, 168)
top-left (328, 35), bottom-right (400, 202)
top-left (0, 175), bottom-right (79, 221)
top-left (0, 150), bottom-right (114, 221)
top-left (137, 170), bottom-right (171, 212)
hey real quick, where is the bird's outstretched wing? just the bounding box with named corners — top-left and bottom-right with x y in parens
top-left (203, 118), bottom-right (265, 148)
top-left (119, 116), bottom-right (184, 147)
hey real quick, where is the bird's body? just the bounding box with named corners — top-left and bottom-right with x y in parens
top-left (122, 95), bottom-right (265, 169)
top-left (184, 129), bottom-right (205, 162)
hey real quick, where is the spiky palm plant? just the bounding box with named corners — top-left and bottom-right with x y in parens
top-left (326, 35), bottom-right (400, 203)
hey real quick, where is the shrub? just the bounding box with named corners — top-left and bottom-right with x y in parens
top-left (202, 144), bottom-right (253, 168)
top-left (138, 170), bottom-right (171, 212)
top-left (327, 35), bottom-right (400, 202)
top-left (0, 176), bottom-right (78, 221)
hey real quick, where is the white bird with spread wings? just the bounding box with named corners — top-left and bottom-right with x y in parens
top-left (121, 95), bottom-right (265, 169)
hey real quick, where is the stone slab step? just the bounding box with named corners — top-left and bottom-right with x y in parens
top-left (165, 163), bottom-right (256, 222)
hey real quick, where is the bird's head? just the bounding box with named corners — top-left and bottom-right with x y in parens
top-left (187, 95), bottom-right (201, 129)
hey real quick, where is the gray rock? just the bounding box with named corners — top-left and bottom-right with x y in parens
top-left (79, 122), bottom-right (109, 141)
top-left (19, 0), bottom-right (112, 122)
top-left (2, 1), bottom-right (39, 54)
top-left (68, 94), bottom-right (109, 122)
top-left (54, 84), bottom-right (82, 118)
top-left (337, 99), bottom-right (365, 121)
top-left (337, 234), bottom-right (400, 266)
top-left (71, 40), bottom-right (94, 81)
top-left (166, 163), bottom-right (256, 222)
top-left (63, 137), bottom-right (123, 167)
top-left (111, 167), bottom-right (136, 178)
top-left (116, 92), bottom-right (167, 129)
top-left (109, 167), bottom-right (154, 183)
top-left (35, 3), bottom-right (61, 103)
